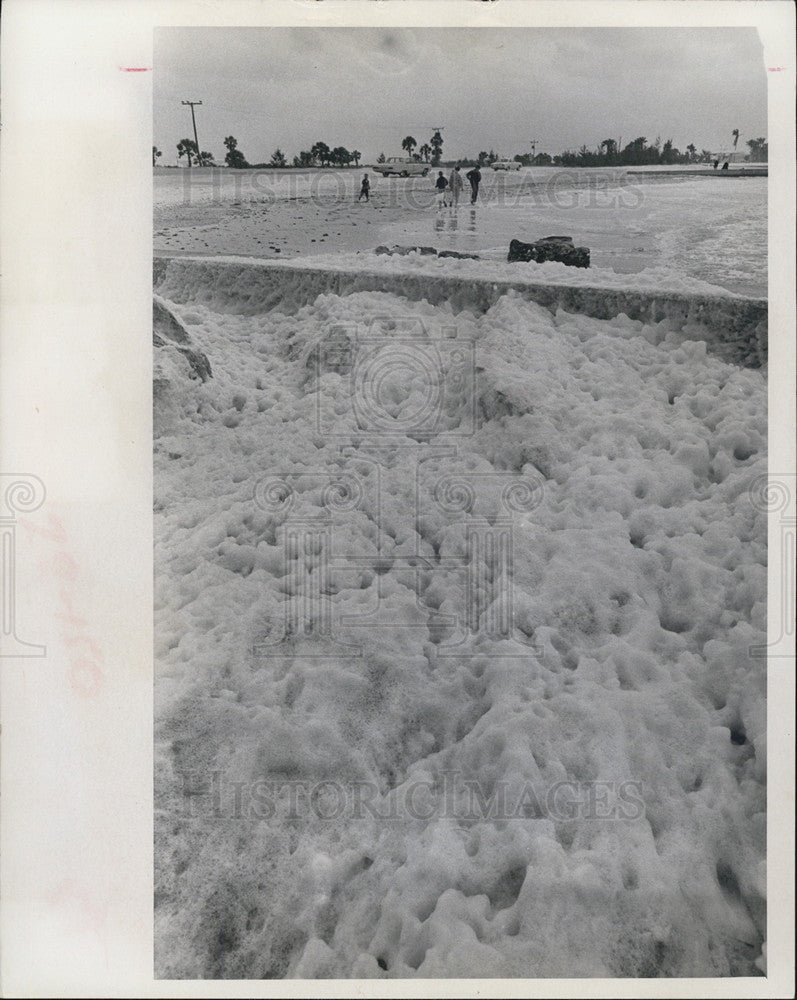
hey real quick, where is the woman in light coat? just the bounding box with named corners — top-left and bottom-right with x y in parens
top-left (448, 164), bottom-right (464, 206)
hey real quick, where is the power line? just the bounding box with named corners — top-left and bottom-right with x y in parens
top-left (181, 100), bottom-right (203, 160)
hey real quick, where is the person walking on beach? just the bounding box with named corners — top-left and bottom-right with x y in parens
top-left (435, 170), bottom-right (449, 208)
top-left (358, 173), bottom-right (370, 201)
top-left (448, 164), bottom-right (464, 206)
top-left (466, 165), bottom-right (482, 204)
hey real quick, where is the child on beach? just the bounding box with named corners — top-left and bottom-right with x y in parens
top-left (358, 174), bottom-right (370, 201)
top-left (435, 171), bottom-right (448, 208)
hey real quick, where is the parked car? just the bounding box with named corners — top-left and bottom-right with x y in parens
top-left (375, 157), bottom-right (430, 177)
top-left (492, 159), bottom-right (522, 171)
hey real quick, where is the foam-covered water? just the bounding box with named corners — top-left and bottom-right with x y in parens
top-left (153, 258), bottom-right (766, 979)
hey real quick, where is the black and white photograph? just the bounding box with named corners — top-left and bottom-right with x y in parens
top-left (1, 1), bottom-right (795, 996)
top-left (153, 21), bottom-right (774, 983)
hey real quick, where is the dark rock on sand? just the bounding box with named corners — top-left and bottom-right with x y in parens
top-left (508, 236), bottom-right (590, 268)
top-left (375, 245), bottom-right (480, 259)
top-left (375, 245), bottom-right (439, 256)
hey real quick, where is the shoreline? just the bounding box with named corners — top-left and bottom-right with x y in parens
top-left (153, 253), bottom-right (767, 368)
top-left (153, 169), bottom-right (767, 298)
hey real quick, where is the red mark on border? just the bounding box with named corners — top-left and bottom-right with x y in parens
top-left (24, 512), bottom-right (106, 698)
top-left (767, 67), bottom-right (784, 72)
top-left (120, 66), bottom-right (152, 72)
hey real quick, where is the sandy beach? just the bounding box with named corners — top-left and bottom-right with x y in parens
top-left (155, 193), bottom-right (412, 258)
top-left (154, 167), bottom-right (767, 295)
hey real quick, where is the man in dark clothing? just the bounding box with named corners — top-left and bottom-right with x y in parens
top-left (435, 170), bottom-right (448, 208)
top-left (358, 173), bottom-right (370, 201)
top-left (466, 165), bottom-right (481, 204)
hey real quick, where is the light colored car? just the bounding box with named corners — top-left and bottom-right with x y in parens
top-left (375, 157), bottom-right (430, 177)
top-left (492, 159), bottom-right (522, 171)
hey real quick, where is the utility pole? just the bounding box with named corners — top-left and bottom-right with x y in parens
top-left (182, 100), bottom-right (203, 164)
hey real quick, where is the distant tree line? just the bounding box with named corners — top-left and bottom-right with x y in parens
top-left (155, 131), bottom-right (767, 169)
top-left (543, 135), bottom-right (767, 167)
top-left (744, 137), bottom-right (768, 162)
top-left (157, 135), bottom-right (362, 169)
top-left (396, 131), bottom-right (444, 165)
top-left (292, 143), bottom-right (363, 168)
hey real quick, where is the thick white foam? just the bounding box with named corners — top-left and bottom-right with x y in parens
top-left (154, 259), bottom-right (767, 978)
top-left (154, 255), bottom-right (767, 369)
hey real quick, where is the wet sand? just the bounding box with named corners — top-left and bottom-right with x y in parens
top-left (154, 197), bottom-right (416, 259)
top-left (153, 168), bottom-right (766, 295)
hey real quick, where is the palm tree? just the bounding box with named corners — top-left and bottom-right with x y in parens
top-left (223, 135), bottom-right (248, 169)
top-left (311, 141), bottom-right (331, 167)
top-left (430, 130), bottom-right (443, 166)
top-left (401, 135), bottom-right (417, 158)
top-left (600, 139), bottom-right (617, 163)
top-left (731, 128), bottom-right (740, 149)
top-left (686, 143), bottom-right (697, 163)
top-left (177, 138), bottom-right (198, 167)
top-left (418, 143), bottom-right (431, 163)
top-left (351, 150), bottom-right (361, 167)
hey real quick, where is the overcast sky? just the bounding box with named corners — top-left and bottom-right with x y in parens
top-left (153, 27), bottom-right (767, 165)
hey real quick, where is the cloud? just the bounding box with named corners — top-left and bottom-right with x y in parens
top-left (154, 27), bottom-right (766, 165)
